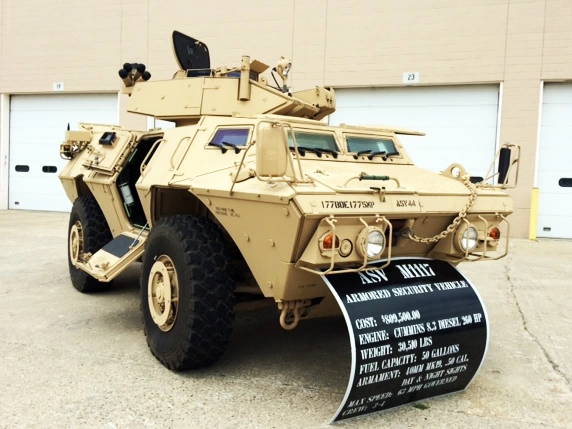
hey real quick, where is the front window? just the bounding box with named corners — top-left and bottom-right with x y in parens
top-left (345, 135), bottom-right (399, 156)
top-left (208, 128), bottom-right (250, 149)
top-left (288, 131), bottom-right (339, 154)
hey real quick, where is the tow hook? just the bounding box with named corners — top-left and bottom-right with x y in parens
top-left (277, 299), bottom-right (311, 330)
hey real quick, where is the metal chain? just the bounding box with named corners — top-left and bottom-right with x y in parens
top-left (407, 175), bottom-right (478, 244)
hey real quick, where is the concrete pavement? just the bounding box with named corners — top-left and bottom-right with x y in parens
top-left (0, 210), bottom-right (570, 428)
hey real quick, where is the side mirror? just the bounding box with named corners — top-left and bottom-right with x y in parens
top-left (497, 146), bottom-right (511, 185)
top-left (256, 122), bottom-right (289, 177)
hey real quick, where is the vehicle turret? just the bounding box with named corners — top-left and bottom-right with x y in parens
top-left (121, 31), bottom-right (335, 124)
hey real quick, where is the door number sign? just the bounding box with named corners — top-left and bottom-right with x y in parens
top-left (402, 72), bottom-right (420, 84)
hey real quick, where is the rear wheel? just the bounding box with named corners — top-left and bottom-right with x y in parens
top-left (141, 215), bottom-right (235, 370)
top-left (67, 195), bottom-right (112, 293)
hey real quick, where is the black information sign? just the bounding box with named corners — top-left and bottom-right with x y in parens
top-left (323, 258), bottom-right (488, 422)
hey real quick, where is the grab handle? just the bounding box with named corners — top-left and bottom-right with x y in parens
top-left (140, 139), bottom-right (164, 175)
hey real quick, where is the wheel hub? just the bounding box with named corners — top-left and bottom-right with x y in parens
top-left (69, 221), bottom-right (84, 265)
top-left (148, 255), bottom-right (179, 332)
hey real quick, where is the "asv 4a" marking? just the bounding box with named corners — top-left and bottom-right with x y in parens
top-left (395, 199), bottom-right (417, 208)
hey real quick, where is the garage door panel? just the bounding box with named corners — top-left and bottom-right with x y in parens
top-left (334, 105), bottom-right (497, 129)
top-left (537, 126), bottom-right (572, 151)
top-left (11, 94), bottom-right (116, 111)
top-left (10, 190), bottom-right (65, 211)
top-left (331, 85), bottom-right (499, 178)
top-left (539, 193), bottom-right (572, 212)
top-left (542, 84), bottom-right (572, 102)
top-left (537, 83), bottom-right (572, 238)
top-left (540, 106), bottom-right (572, 126)
top-left (538, 169), bottom-right (572, 189)
top-left (537, 215), bottom-right (572, 238)
top-left (9, 94), bottom-right (117, 212)
top-left (339, 86), bottom-right (498, 107)
top-left (10, 112), bottom-right (114, 137)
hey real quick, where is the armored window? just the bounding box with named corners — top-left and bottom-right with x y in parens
top-left (208, 128), bottom-right (250, 149)
top-left (345, 136), bottom-right (399, 156)
top-left (287, 131), bottom-right (339, 152)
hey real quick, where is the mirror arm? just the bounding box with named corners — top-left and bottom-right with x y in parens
top-left (229, 140), bottom-right (256, 196)
top-left (283, 122), bottom-right (305, 180)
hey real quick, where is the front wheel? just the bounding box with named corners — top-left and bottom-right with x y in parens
top-left (68, 195), bottom-right (112, 293)
top-left (140, 215), bottom-right (235, 370)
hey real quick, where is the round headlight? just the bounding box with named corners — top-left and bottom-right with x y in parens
top-left (357, 227), bottom-right (386, 260)
top-left (460, 226), bottom-right (478, 251)
top-left (367, 230), bottom-right (385, 258)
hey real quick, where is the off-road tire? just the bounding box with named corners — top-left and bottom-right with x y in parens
top-left (141, 215), bottom-right (235, 370)
top-left (68, 195), bottom-right (113, 293)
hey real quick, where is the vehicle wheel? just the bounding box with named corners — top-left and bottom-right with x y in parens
top-left (141, 215), bottom-right (235, 370)
top-left (68, 195), bottom-right (112, 293)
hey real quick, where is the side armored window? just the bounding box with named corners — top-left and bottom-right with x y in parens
top-left (208, 128), bottom-right (250, 148)
top-left (346, 136), bottom-right (399, 156)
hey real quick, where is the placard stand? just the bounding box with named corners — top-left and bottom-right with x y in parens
top-left (323, 258), bottom-right (488, 422)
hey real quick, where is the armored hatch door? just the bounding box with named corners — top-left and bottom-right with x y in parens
top-left (82, 129), bottom-right (136, 175)
top-left (172, 31), bottom-right (210, 71)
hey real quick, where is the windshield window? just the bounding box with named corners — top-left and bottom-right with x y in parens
top-left (346, 136), bottom-right (399, 156)
top-left (209, 128), bottom-right (250, 148)
top-left (288, 131), bottom-right (339, 152)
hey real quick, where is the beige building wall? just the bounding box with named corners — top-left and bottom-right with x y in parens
top-left (1, 0), bottom-right (572, 236)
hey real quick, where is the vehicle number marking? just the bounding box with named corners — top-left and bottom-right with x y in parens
top-left (321, 200), bottom-right (375, 209)
top-left (395, 199), bottom-right (417, 208)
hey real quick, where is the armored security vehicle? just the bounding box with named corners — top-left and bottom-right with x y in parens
top-left (59, 32), bottom-right (517, 370)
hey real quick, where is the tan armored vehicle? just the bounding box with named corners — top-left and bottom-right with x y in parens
top-left (59, 32), bottom-right (517, 370)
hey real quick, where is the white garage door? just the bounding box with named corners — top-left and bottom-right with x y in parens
top-left (537, 83), bottom-right (572, 239)
top-left (9, 94), bottom-right (117, 211)
top-left (330, 85), bottom-right (500, 179)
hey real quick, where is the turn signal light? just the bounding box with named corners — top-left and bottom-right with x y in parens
top-left (322, 233), bottom-right (340, 249)
top-left (488, 227), bottom-right (501, 240)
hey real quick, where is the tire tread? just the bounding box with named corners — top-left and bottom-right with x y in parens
top-left (141, 215), bottom-right (235, 370)
top-left (68, 194), bottom-right (112, 293)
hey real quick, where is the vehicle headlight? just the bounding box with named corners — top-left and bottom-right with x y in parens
top-left (357, 227), bottom-right (386, 260)
top-left (459, 226), bottom-right (478, 251)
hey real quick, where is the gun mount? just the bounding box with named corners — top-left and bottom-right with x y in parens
top-left (122, 31), bottom-right (335, 124)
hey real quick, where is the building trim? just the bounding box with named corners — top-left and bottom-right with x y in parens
top-left (0, 93), bottom-right (9, 210)
top-left (329, 81), bottom-right (503, 90)
top-left (489, 81), bottom-right (504, 183)
top-left (529, 80), bottom-right (545, 240)
top-left (533, 81), bottom-right (545, 188)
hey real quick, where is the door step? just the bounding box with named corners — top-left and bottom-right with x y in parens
top-left (75, 231), bottom-right (147, 282)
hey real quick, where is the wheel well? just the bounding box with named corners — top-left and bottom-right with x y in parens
top-left (151, 188), bottom-right (210, 222)
top-left (75, 176), bottom-right (92, 199)
top-left (151, 188), bottom-right (257, 290)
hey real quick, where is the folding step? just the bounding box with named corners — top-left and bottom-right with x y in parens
top-left (75, 231), bottom-right (147, 282)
